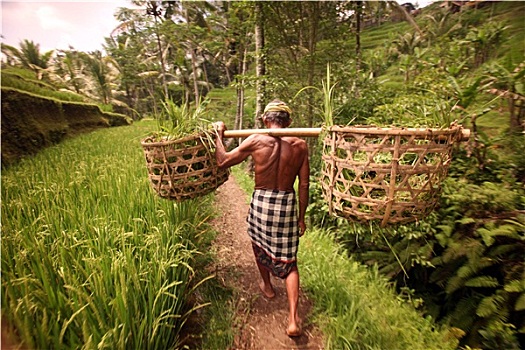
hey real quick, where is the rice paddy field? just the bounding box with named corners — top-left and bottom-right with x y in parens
top-left (1, 120), bottom-right (215, 349)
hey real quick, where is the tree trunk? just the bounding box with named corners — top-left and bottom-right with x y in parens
top-left (306, 2), bottom-right (320, 130)
top-left (518, 101), bottom-right (525, 132)
top-left (355, 1), bottom-right (362, 73)
top-left (235, 42), bottom-right (247, 144)
top-left (189, 45), bottom-right (200, 103)
top-left (184, 6), bottom-right (200, 104)
top-left (509, 98), bottom-right (521, 133)
top-left (149, 3), bottom-right (169, 99)
top-left (254, 2), bottom-right (265, 129)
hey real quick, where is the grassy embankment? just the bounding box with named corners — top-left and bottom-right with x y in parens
top-left (1, 69), bottom-right (132, 167)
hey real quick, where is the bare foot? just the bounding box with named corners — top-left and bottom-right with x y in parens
top-left (259, 281), bottom-right (276, 299)
top-left (286, 323), bottom-right (302, 337)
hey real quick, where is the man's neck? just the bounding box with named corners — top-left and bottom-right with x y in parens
top-left (266, 123), bottom-right (285, 129)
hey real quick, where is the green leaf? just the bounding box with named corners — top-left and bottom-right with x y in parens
top-left (457, 217), bottom-right (476, 225)
top-left (504, 280), bottom-right (525, 293)
top-left (435, 233), bottom-right (448, 247)
top-left (491, 224), bottom-right (522, 240)
top-left (465, 276), bottom-right (499, 288)
top-left (436, 224), bottom-right (454, 237)
top-left (477, 227), bottom-right (495, 247)
top-left (514, 293), bottom-right (525, 311)
top-left (476, 295), bottom-right (498, 318)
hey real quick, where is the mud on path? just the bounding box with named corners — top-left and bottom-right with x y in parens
top-left (210, 177), bottom-right (324, 350)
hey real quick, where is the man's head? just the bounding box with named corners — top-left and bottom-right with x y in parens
top-left (263, 99), bottom-right (292, 128)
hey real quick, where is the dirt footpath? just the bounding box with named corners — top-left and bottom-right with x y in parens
top-left (210, 176), bottom-right (324, 350)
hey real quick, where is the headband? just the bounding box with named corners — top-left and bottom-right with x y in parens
top-left (264, 101), bottom-right (292, 115)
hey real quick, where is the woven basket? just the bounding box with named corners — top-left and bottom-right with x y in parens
top-left (321, 125), bottom-right (465, 226)
top-left (141, 133), bottom-right (229, 201)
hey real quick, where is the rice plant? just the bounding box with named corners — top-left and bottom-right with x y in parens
top-left (1, 120), bottom-right (215, 349)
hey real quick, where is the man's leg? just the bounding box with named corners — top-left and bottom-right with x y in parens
top-left (256, 261), bottom-right (276, 298)
top-left (285, 269), bottom-right (301, 336)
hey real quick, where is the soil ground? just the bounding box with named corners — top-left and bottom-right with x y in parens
top-left (210, 176), bottom-right (324, 350)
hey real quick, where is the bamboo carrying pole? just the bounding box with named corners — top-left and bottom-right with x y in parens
top-left (223, 128), bottom-right (323, 138)
top-left (223, 127), bottom-right (471, 141)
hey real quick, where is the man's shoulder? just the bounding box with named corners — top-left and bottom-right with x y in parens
top-left (283, 136), bottom-right (308, 148)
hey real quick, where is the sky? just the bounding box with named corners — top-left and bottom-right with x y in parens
top-left (1, 0), bottom-right (436, 54)
top-left (1, 0), bottom-right (136, 52)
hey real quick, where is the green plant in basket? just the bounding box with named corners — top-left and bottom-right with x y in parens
top-left (155, 98), bottom-right (213, 142)
top-left (151, 98), bottom-right (219, 157)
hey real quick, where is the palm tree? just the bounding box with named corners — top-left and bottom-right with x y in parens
top-left (179, 1), bottom-right (219, 104)
top-left (144, 0), bottom-right (169, 98)
top-left (424, 9), bottom-right (462, 41)
top-left (463, 21), bottom-right (508, 68)
top-left (254, 1), bottom-right (265, 129)
top-left (52, 49), bottom-right (89, 94)
top-left (2, 40), bottom-right (54, 79)
top-left (387, 1), bottom-right (423, 36)
top-left (84, 51), bottom-right (120, 105)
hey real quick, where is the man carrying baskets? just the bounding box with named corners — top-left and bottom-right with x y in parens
top-left (213, 99), bottom-right (310, 337)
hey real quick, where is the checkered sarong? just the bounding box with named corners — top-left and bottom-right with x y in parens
top-left (247, 189), bottom-right (299, 265)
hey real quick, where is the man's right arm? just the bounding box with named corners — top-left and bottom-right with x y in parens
top-left (214, 122), bottom-right (255, 169)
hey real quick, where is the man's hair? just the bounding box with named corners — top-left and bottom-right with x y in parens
top-left (263, 99), bottom-right (291, 127)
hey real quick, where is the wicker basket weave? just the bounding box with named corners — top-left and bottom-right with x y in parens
top-left (141, 133), bottom-right (229, 201)
top-left (321, 125), bottom-right (465, 226)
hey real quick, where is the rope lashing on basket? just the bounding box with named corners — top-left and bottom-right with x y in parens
top-left (382, 134), bottom-right (401, 227)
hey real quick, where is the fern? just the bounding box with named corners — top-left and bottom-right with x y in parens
top-left (488, 244), bottom-right (522, 258)
top-left (477, 223), bottom-right (523, 247)
top-left (457, 217), bottom-right (476, 225)
top-left (448, 295), bottom-right (480, 332)
top-left (335, 154), bottom-right (525, 349)
top-left (457, 257), bottom-right (497, 279)
top-left (514, 293), bottom-right (525, 311)
top-left (464, 276), bottom-right (500, 288)
top-left (446, 274), bottom-right (468, 295)
top-left (476, 294), bottom-right (506, 318)
top-left (503, 280), bottom-right (525, 293)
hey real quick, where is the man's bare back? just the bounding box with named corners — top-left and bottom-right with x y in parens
top-left (214, 124), bottom-right (309, 234)
top-left (230, 134), bottom-right (308, 192)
